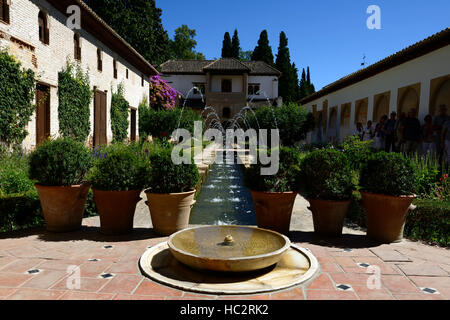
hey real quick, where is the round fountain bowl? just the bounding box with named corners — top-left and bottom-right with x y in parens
top-left (168, 225), bottom-right (291, 272)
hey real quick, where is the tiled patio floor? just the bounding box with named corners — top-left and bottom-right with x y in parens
top-left (0, 224), bottom-right (448, 300)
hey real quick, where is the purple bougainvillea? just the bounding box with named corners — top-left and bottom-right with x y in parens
top-left (149, 75), bottom-right (180, 110)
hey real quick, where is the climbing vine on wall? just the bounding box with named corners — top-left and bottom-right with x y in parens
top-left (111, 83), bottom-right (130, 142)
top-left (58, 61), bottom-right (92, 142)
top-left (0, 50), bottom-right (36, 147)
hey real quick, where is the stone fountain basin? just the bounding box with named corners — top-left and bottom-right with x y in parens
top-left (168, 225), bottom-right (291, 272)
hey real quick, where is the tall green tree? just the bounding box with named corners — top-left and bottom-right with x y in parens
top-left (239, 49), bottom-right (253, 61)
top-left (231, 29), bottom-right (241, 59)
top-left (251, 30), bottom-right (274, 65)
top-left (170, 25), bottom-right (205, 60)
top-left (306, 66), bottom-right (315, 94)
top-left (221, 32), bottom-right (233, 58)
top-left (83, 0), bottom-right (171, 65)
top-left (299, 66), bottom-right (316, 100)
top-left (276, 32), bottom-right (297, 103)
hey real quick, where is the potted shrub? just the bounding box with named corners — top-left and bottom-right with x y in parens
top-left (359, 152), bottom-right (417, 243)
top-left (244, 147), bottom-right (300, 235)
top-left (145, 145), bottom-right (200, 236)
top-left (29, 138), bottom-right (92, 232)
top-left (298, 149), bottom-right (354, 237)
top-left (88, 143), bottom-right (149, 235)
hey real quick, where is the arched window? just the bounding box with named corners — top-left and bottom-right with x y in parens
top-left (74, 33), bottom-right (81, 61)
top-left (97, 48), bottom-right (102, 71)
top-left (0, 0), bottom-right (10, 24)
top-left (38, 11), bottom-right (49, 44)
top-left (113, 59), bottom-right (117, 79)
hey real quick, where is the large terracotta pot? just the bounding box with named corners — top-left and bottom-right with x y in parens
top-left (35, 184), bottom-right (90, 232)
top-left (308, 199), bottom-right (350, 237)
top-left (250, 191), bottom-right (297, 235)
top-left (93, 189), bottom-right (142, 235)
top-left (360, 191), bottom-right (415, 243)
top-left (145, 190), bottom-right (196, 236)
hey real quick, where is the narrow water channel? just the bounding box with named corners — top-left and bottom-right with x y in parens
top-left (189, 150), bottom-right (257, 226)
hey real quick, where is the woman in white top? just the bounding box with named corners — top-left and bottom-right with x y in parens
top-left (362, 120), bottom-right (374, 142)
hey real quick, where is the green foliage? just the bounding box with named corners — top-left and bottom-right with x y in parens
top-left (140, 107), bottom-right (203, 139)
top-left (299, 67), bottom-right (316, 100)
top-left (346, 191), bottom-right (366, 228)
top-left (0, 151), bottom-right (34, 195)
top-left (88, 143), bottom-right (150, 191)
top-left (246, 103), bottom-right (314, 147)
top-left (409, 153), bottom-right (441, 197)
top-left (58, 61), bottom-right (92, 142)
top-left (0, 191), bottom-right (44, 233)
top-left (428, 173), bottom-right (450, 202)
top-left (83, 0), bottom-right (171, 65)
top-left (0, 50), bottom-right (35, 147)
top-left (111, 84), bottom-right (130, 143)
top-left (244, 147), bottom-right (301, 192)
top-left (338, 135), bottom-right (374, 170)
top-left (275, 32), bottom-right (298, 103)
top-left (404, 199), bottom-right (449, 246)
top-left (251, 30), bottom-right (274, 65)
top-left (170, 25), bottom-right (205, 60)
top-left (298, 149), bottom-right (355, 201)
top-left (29, 138), bottom-right (93, 186)
top-left (138, 97), bottom-right (151, 139)
top-left (221, 32), bottom-right (233, 58)
top-left (231, 29), bottom-right (241, 59)
top-left (145, 145), bottom-right (200, 194)
top-left (360, 152), bottom-right (417, 196)
top-left (239, 50), bottom-right (253, 62)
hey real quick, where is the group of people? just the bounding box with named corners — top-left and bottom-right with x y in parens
top-left (354, 104), bottom-right (450, 163)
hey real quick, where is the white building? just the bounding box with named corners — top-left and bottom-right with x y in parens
top-left (159, 58), bottom-right (281, 122)
top-left (0, 0), bottom-right (158, 149)
top-left (301, 28), bottom-right (450, 144)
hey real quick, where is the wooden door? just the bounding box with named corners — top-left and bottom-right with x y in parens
top-left (94, 89), bottom-right (107, 146)
top-left (36, 84), bottom-right (50, 145)
top-left (130, 108), bottom-right (137, 141)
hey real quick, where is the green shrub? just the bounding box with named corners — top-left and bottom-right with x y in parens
top-left (145, 145), bottom-right (200, 194)
top-left (0, 50), bottom-right (36, 147)
top-left (0, 191), bottom-right (44, 233)
top-left (338, 135), bottom-right (374, 170)
top-left (298, 148), bottom-right (354, 200)
top-left (29, 138), bottom-right (92, 186)
top-left (88, 143), bottom-right (149, 191)
top-left (58, 61), bottom-right (92, 142)
top-left (111, 84), bottom-right (130, 143)
top-left (360, 152), bottom-right (417, 196)
top-left (404, 199), bottom-right (449, 246)
top-left (244, 147), bottom-right (301, 192)
top-left (408, 153), bottom-right (441, 197)
top-left (246, 103), bottom-right (314, 147)
top-left (0, 151), bottom-right (34, 195)
top-left (138, 97), bottom-right (151, 139)
top-left (346, 191), bottom-right (366, 227)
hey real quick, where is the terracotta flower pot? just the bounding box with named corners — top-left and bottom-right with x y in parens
top-left (93, 189), bottom-right (142, 235)
top-left (145, 190), bottom-right (196, 236)
top-left (250, 191), bottom-right (297, 235)
top-left (360, 191), bottom-right (416, 243)
top-left (308, 199), bottom-right (351, 237)
top-left (35, 184), bottom-right (90, 232)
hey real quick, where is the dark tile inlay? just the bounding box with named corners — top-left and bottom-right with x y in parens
top-left (100, 273), bottom-right (115, 279)
top-left (422, 288), bottom-right (438, 294)
top-left (336, 284), bottom-right (352, 291)
top-left (27, 269), bottom-right (40, 274)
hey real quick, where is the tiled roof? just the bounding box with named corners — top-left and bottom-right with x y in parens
top-left (300, 28), bottom-right (450, 104)
top-left (159, 58), bottom-right (281, 76)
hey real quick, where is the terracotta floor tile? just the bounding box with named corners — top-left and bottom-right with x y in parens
top-left (51, 277), bottom-right (108, 292)
top-left (0, 256), bottom-right (16, 269)
top-left (307, 274), bottom-right (335, 290)
top-left (6, 288), bottom-right (65, 300)
top-left (397, 263), bottom-right (448, 277)
top-left (381, 275), bottom-right (420, 294)
top-left (0, 258), bottom-right (45, 273)
top-left (20, 270), bottom-right (67, 289)
top-left (78, 261), bottom-right (113, 278)
top-left (370, 248), bottom-right (411, 262)
top-left (58, 291), bottom-right (114, 300)
top-left (37, 259), bottom-right (83, 271)
top-left (0, 287), bottom-right (17, 298)
top-left (271, 288), bottom-right (304, 300)
top-left (306, 289), bottom-right (358, 300)
top-left (134, 279), bottom-right (183, 297)
top-left (334, 257), bottom-right (357, 268)
top-left (352, 286), bottom-right (393, 300)
top-left (104, 261), bottom-right (140, 274)
top-left (0, 273), bottom-right (33, 287)
top-left (114, 294), bottom-right (165, 300)
top-left (99, 274), bottom-right (142, 294)
top-left (408, 276), bottom-right (450, 289)
top-left (320, 262), bottom-right (342, 273)
top-left (330, 273), bottom-right (370, 288)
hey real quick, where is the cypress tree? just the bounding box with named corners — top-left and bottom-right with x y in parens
top-left (221, 32), bottom-right (233, 58)
top-left (276, 32), bottom-right (297, 103)
top-left (231, 29), bottom-right (241, 59)
top-left (251, 30), bottom-right (274, 65)
top-left (299, 68), bottom-right (307, 100)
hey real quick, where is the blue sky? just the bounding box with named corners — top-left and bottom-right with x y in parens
top-left (157, 0), bottom-right (449, 90)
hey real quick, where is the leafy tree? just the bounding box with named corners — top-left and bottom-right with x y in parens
top-left (251, 30), bottom-right (274, 65)
top-left (276, 32), bottom-right (297, 103)
top-left (221, 32), bottom-right (233, 58)
top-left (231, 29), bottom-right (240, 59)
top-left (83, 0), bottom-right (171, 65)
top-left (170, 25), bottom-right (205, 60)
top-left (239, 49), bottom-right (253, 61)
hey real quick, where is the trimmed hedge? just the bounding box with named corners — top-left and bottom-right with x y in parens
top-left (0, 191), bottom-right (44, 233)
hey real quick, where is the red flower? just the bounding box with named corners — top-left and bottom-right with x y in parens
top-left (444, 174), bottom-right (448, 180)
top-left (161, 131), bottom-right (167, 137)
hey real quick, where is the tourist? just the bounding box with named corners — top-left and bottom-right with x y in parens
top-left (362, 120), bottom-right (374, 142)
top-left (374, 115), bottom-right (388, 150)
top-left (354, 122), bottom-right (364, 141)
top-left (394, 112), bottom-right (406, 152)
top-left (433, 104), bottom-right (449, 162)
top-left (401, 108), bottom-right (421, 155)
top-left (442, 118), bottom-right (450, 165)
top-left (383, 112), bottom-right (397, 152)
top-left (421, 115), bottom-right (436, 155)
